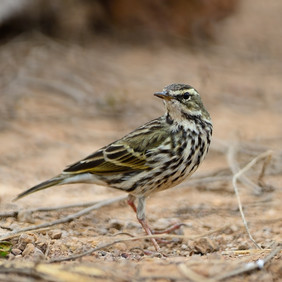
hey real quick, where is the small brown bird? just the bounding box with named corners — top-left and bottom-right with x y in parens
top-left (15, 84), bottom-right (212, 251)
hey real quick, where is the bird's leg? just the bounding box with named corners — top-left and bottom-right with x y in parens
top-left (127, 194), bottom-right (137, 213)
top-left (127, 195), bottom-right (161, 252)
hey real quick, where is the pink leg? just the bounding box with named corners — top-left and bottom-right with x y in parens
top-left (127, 196), bottom-right (137, 213)
top-left (127, 195), bottom-right (161, 252)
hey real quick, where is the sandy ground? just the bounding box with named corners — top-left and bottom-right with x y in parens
top-left (0, 1), bottom-right (281, 281)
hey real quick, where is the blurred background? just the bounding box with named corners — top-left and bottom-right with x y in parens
top-left (0, 2), bottom-right (282, 277)
top-left (0, 0), bottom-right (281, 202)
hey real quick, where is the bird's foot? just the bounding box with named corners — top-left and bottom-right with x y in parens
top-left (152, 222), bottom-right (185, 235)
top-left (151, 223), bottom-right (185, 245)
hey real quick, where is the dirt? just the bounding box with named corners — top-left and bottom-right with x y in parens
top-left (0, 1), bottom-right (281, 281)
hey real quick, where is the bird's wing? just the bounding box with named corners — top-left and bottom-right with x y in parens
top-left (63, 119), bottom-right (169, 175)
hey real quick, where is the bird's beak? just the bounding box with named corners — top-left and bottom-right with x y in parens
top-left (154, 91), bottom-right (173, 101)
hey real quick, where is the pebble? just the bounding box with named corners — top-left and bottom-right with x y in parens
top-left (22, 243), bottom-right (35, 257)
top-left (238, 242), bottom-right (250, 250)
top-left (181, 244), bottom-right (188, 250)
top-left (98, 228), bottom-right (108, 235)
top-left (8, 253), bottom-right (15, 260)
top-left (11, 248), bottom-right (22, 256)
top-left (33, 247), bottom-right (45, 260)
top-left (113, 242), bottom-right (127, 251)
top-left (36, 241), bottom-right (48, 253)
top-left (190, 237), bottom-right (219, 255)
top-left (18, 234), bottom-right (35, 250)
top-left (49, 230), bottom-right (62, 240)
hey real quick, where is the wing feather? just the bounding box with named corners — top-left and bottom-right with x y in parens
top-left (63, 118), bottom-right (170, 175)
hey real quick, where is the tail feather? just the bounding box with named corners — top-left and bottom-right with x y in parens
top-left (13, 175), bottom-right (66, 201)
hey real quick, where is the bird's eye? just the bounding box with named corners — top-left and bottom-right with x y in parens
top-left (183, 92), bottom-right (190, 100)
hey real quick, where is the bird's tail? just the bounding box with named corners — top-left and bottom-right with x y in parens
top-left (13, 174), bottom-right (67, 201)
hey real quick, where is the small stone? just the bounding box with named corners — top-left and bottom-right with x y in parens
top-left (22, 243), bottom-right (35, 257)
top-left (238, 242), bottom-right (250, 250)
top-left (98, 228), bottom-right (108, 235)
top-left (49, 230), bottom-right (62, 240)
top-left (113, 242), bottom-right (127, 251)
top-left (181, 244), bottom-right (188, 250)
top-left (36, 241), bottom-right (48, 253)
top-left (18, 234), bottom-right (35, 250)
top-left (190, 237), bottom-right (219, 255)
top-left (121, 253), bottom-right (129, 259)
top-left (8, 253), bottom-right (15, 260)
top-left (11, 248), bottom-right (22, 256)
top-left (33, 247), bottom-right (45, 260)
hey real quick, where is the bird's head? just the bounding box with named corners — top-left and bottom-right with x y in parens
top-left (154, 83), bottom-right (211, 122)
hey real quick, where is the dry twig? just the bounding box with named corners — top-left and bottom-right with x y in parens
top-left (228, 147), bottom-right (273, 249)
top-left (215, 243), bottom-right (281, 281)
top-left (0, 195), bottom-right (126, 241)
top-left (178, 263), bottom-right (216, 282)
top-left (0, 200), bottom-right (100, 219)
top-left (228, 145), bottom-right (264, 195)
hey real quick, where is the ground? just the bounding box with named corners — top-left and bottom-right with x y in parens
top-left (0, 1), bottom-right (281, 281)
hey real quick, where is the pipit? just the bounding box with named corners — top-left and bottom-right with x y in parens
top-left (15, 83), bottom-right (212, 252)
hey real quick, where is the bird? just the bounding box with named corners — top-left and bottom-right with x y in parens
top-left (14, 83), bottom-right (212, 252)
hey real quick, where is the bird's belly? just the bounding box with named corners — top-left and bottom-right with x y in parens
top-left (142, 137), bottom-right (210, 196)
top-left (123, 150), bottom-right (206, 197)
